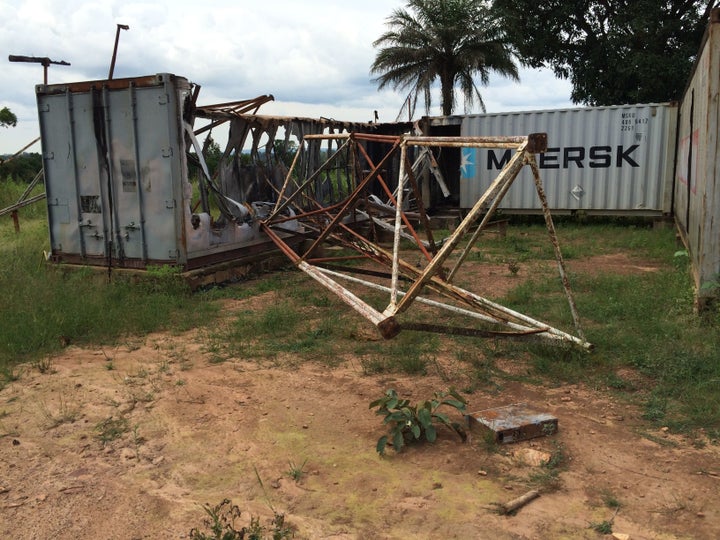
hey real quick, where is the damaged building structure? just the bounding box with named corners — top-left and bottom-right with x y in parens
top-left (34, 72), bottom-right (591, 349)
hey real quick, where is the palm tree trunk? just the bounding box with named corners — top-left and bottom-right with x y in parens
top-left (440, 71), bottom-right (455, 116)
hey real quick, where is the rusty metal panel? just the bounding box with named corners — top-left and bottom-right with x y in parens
top-left (674, 9), bottom-right (720, 307)
top-left (467, 403), bottom-right (558, 444)
top-left (458, 103), bottom-right (677, 215)
top-left (37, 73), bottom-right (191, 267)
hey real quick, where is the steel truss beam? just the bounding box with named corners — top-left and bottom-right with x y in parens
top-left (259, 132), bottom-right (592, 350)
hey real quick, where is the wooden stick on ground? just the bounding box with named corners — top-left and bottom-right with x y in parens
top-left (501, 489), bottom-right (540, 515)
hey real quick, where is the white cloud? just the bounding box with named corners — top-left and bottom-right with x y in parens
top-left (0, 0), bottom-right (575, 154)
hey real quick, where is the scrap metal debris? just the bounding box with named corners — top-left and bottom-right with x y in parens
top-left (222, 127), bottom-right (593, 349)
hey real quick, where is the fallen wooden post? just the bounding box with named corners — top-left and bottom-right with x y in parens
top-left (501, 489), bottom-right (540, 514)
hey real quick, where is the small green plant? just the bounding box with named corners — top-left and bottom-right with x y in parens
top-left (601, 490), bottom-right (622, 509)
top-left (95, 415), bottom-right (129, 445)
top-left (507, 259), bottom-right (520, 276)
top-left (589, 506), bottom-right (619, 535)
top-left (369, 388), bottom-right (467, 455)
top-left (286, 459), bottom-right (308, 482)
top-left (590, 520), bottom-right (613, 534)
top-left (189, 499), bottom-right (244, 540)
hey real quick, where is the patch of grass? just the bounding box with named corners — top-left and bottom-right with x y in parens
top-left (33, 356), bottom-right (54, 374)
top-left (0, 217), bottom-right (218, 372)
top-left (0, 365), bottom-right (22, 389)
top-left (590, 520), bottom-right (613, 534)
top-left (494, 224), bottom-right (720, 436)
top-left (358, 332), bottom-right (438, 376)
top-left (188, 498), bottom-right (293, 540)
top-left (601, 490), bottom-right (622, 509)
top-left (39, 396), bottom-right (80, 428)
top-left (286, 458), bottom-right (308, 482)
top-left (209, 295), bottom-right (348, 362)
top-left (95, 415), bottom-right (130, 445)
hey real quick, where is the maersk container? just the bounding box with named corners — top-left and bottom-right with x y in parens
top-left (458, 103), bottom-right (678, 215)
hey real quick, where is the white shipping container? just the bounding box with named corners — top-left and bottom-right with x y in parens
top-left (458, 104), bottom-right (678, 215)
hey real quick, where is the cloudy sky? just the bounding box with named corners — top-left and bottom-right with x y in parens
top-left (0, 0), bottom-right (575, 154)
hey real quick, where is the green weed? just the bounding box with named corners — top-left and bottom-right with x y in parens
top-left (370, 388), bottom-right (467, 455)
top-left (286, 458), bottom-right (308, 482)
top-left (95, 416), bottom-right (130, 445)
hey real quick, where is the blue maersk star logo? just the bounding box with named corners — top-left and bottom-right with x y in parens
top-left (461, 148), bottom-right (476, 179)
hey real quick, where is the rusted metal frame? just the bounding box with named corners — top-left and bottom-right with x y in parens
top-left (438, 280), bottom-right (591, 349)
top-left (196, 95), bottom-right (274, 112)
top-left (393, 142), bottom-right (529, 315)
top-left (261, 222), bottom-right (400, 338)
top-left (526, 154), bottom-right (587, 343)
top-left (355, 140), bottom-right (433, 262)
top-left (354, 210), bottom-right (433, 249)
top-left (17, 169), bottom-right (44, 204)
top-left (324, 220), bottom-right (588, 347)
top-left (313, 265), bottom-right (582, 345)
top-left (0, 194), bottom-right (46, 218)
top-left (299, 140), bottom-right (401, 260)
top-left (269, 137), bottom-right (352, 220)
top-left (272, 137), bottom-right (306, 215)
top-left (446, 153), bottom-right (521, 282)
top-left (193, 96), bottom-right (274, 136)
top-left (399, 322), bottom-right (547, 339)
top-left (301, 132), bottom-right (351, 141)
top-left (352, 133), bottom-right (403, 143)
top-left (403, 135), bottom-right (529, 147)
top-left (336, 224), bottom-right (548, 331)
top-left (402, 147), bottom-right (439, 254)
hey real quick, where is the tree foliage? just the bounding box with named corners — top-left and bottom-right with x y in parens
top-left (0, 152), bottom-right (42, 183)
top-left (371, 0), bottom-right (519, 117)
top-left (494, 0), bottom-right (716, 106)
top-left (0, 107), bottom-right (17, 128)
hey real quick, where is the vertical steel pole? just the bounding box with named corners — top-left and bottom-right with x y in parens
top-left (108, 24), bottom-right (129, 80)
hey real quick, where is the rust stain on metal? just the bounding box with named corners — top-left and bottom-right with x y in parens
top-left (468, 403), bottom-right (558, 444)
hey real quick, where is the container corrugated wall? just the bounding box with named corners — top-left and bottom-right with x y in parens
top-left (674, 9), bottom-right (720, 306)
top-left (459, 104), bottom-right (677, 215)
top-left (37, 74), bottom-right (191, 268)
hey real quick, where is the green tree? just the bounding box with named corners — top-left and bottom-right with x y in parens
top-left (0, 107), bottom-right (17, 128)
top-left (371, 0), bottom-right (519, 117)
top-left (494, 0), bottom-right (716, 106)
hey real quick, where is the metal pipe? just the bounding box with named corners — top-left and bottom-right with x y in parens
top-left (108, 24), bottom-right (129, 80)
top-left (527, 154), bottom-right (587, 342)
top-left (388, 142), bottom-right (407, 309)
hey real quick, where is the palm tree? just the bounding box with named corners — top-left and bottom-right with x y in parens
top-left (371, 0), bottom-right (519, 118)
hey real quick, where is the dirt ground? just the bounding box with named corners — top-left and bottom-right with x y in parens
top-left (1, 253), bottom-right (719, 539)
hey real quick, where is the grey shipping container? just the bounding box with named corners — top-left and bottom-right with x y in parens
top-left (36, 73), bottom-right (291, 273)
top-left (458, 103), bottom-right (678, 215)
